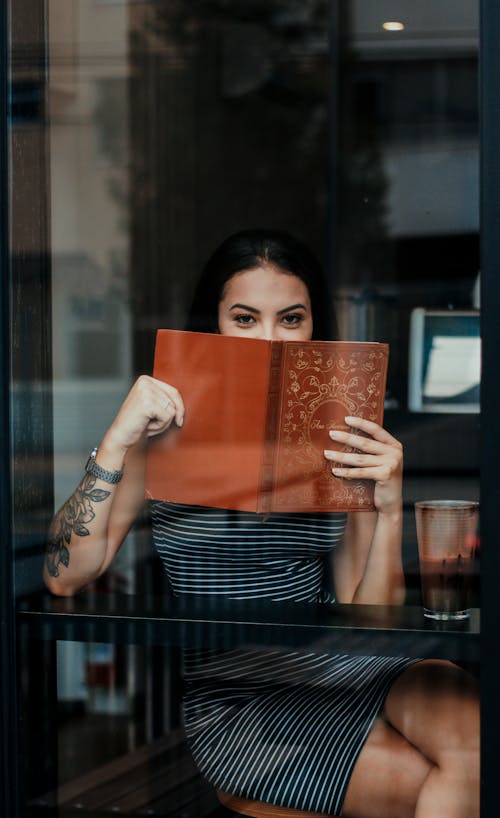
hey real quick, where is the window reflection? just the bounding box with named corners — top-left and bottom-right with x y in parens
top-left (10, 1), bottom-right (481, 816)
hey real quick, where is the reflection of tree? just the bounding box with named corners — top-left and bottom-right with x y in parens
top-left (127, 1), bottom-right (335, 370)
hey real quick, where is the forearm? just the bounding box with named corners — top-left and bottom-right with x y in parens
top-left (326, 417), bottom-right (405, 605)
top-left (44, 471), bottom-right (118, 596)
top-left (44, 436), bottom-right (145, 596)
top-left (351, 507), bottom-right (405, 605)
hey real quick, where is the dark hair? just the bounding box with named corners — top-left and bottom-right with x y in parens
top-left (184, 229), bottom-right (337, 340)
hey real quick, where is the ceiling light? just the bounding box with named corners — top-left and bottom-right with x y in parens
top-left (382, 21), bottom-right (405, 31)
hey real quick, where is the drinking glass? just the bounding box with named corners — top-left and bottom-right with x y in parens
top-left (415, 500), bottom-right (479, 620)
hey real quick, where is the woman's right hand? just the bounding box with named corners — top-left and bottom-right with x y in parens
top-left (103, 375), bottom-right (185, 456)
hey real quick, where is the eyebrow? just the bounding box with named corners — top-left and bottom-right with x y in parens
top-left (228, 302), bottom-right (307, 315)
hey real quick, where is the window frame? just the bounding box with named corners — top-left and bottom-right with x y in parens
top-left (479, 2), bottom-right (500, 814)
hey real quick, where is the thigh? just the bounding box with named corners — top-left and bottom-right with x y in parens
top-left (341, 716), bottom-right (432, 818)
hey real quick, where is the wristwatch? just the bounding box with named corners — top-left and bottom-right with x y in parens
top-left (85, 447), bottom-right (124, 484)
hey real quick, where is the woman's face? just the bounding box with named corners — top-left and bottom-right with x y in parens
top-left (217, 264), bottom-right (313, 341)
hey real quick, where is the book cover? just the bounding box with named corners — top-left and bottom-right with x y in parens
top-left (145, 330), bottom-right (389, 513)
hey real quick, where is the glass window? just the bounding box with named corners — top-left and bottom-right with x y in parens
top-left (7, 2), bottom-right (482, 817)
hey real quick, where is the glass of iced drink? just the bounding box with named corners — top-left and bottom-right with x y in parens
top-left (415, 500), bottom-right (479, 620)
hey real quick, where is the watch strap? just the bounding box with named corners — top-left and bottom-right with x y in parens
top-left (85, 447), bottom-right (123, 484)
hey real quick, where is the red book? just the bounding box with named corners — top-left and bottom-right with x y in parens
top-left (145, 330), bottom-right (389, 513)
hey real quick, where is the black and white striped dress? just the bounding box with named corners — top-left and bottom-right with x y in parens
top-left (150, 501), bottom-right (416, 816)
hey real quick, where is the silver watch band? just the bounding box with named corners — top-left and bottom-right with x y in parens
top-left (85, 447), bottom-right (123, 484)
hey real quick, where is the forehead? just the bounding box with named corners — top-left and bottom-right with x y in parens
top-left (221, 264), bottom-right (311, 304)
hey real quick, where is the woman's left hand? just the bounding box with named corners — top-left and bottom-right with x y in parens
top-left (324, 416), bottom-right (403, 515)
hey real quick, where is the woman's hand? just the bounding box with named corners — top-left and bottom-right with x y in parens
top-left (324, 416), bottom-right (403, 515)
top-left (104, 375), bottom-right (185, 457)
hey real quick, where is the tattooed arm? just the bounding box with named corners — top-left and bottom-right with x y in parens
top-left (45, 473), bottom-right (111, 580)
top-left (44, 375), bottom-right (185, 596)
top-left (44, 439), bottom-right (147, 595)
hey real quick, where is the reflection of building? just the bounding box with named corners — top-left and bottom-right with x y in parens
top-left (49, 0), bottom-right (130, 275)
top-left (48, 1), bottom-right (133, 500)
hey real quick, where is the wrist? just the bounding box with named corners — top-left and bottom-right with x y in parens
top-left (94, 432), bottom-right (128, 471)
top-left (375, 503), bottom-right (403, 521)
top-left (85, 447), bottom-right (123, 484)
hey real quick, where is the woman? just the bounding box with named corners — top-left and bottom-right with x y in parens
top-left (45, 230), bottom-right (479, 818)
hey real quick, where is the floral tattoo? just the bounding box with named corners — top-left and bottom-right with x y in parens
top-left (46, 474), bottom-right (111, 578)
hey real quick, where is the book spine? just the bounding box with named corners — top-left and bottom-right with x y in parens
top-left (258, 341), bottom-right (284, 515)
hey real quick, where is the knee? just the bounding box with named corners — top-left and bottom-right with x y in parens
top-left (406, 659), bottom-right (479, 699)
top-left (422, 661), bottom-right (479, 750)
top-left (385, 660), bottom-right (479, 756)
top-left (389, 659), bottom-right (478, 718)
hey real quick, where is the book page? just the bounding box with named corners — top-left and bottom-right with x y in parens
top-left (271, 341), bottom-right (389, 512)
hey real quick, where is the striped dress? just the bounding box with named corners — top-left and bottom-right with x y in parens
top-left (150, 501), bottom-right (416, 816)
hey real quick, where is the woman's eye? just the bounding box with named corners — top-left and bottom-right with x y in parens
top-left (234, 313), bottom-right (255, 325)
top-left (281, 313), bottom-right (304, 326)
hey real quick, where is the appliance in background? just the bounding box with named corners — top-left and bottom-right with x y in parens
top-left (408, 309), bottom-right (480, 413)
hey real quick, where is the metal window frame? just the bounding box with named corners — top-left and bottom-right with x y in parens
top-left (479, 2), bottom-right (500, 816)
top-left (0, 0), bottom-right (17, 812)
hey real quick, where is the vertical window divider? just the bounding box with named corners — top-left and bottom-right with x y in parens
top-left (0, 2), bottom-right (18, 815)
top-left (480, 1), bottom-right (500, 815)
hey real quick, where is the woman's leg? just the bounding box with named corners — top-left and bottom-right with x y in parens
top-left (341, 659), bottom-right (479, 818)
top-left (383, 659), bottom-right (480, 818)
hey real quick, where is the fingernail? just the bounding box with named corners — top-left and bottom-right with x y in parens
top-left (329, 430), bottom-right (342, 439)
top-left (332, 468), bottom-right (343, 476)
top-left (324, 449), bottom-right (337, 457)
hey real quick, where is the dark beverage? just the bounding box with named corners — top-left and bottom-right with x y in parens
top-left (419, 553), bottom-right (473, 619)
